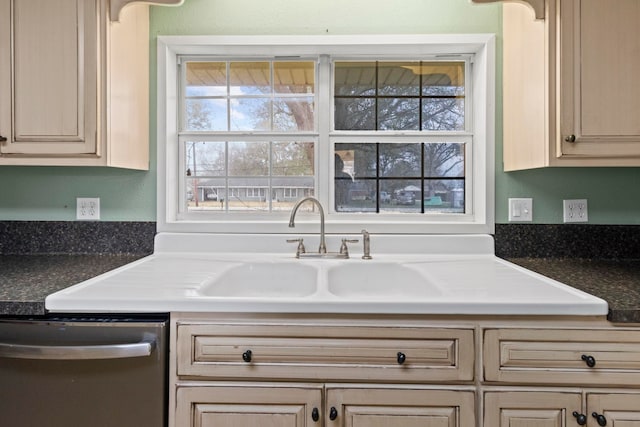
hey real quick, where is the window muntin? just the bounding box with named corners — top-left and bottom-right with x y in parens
top-left (184, 60), bottom-right (315, 132)
top-left (184, 140), bottom-right (315, 213)
top-left (334, 142), bottom-right (466, 213)
top-left (334, 61), bottom-right (465, 131)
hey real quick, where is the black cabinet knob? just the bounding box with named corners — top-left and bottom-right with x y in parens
top-left (565, 134), bottom-right (576, 143)
top-left (0, 135), bottom-right (7, 142)
top-left (592, 412), bottom-right (607, 426)
top-left (329, 406), bottom-right (338, 421)
top-left (581, 354), bottom-right (596, 368)
top-left (242, 350), bottom-right (252, 362)
top-left (572, 411), bottom-right (587, 425)
top-left (397, 352), bottom-right (406, 365)
top-left (311, 407), bottom-right (319, 422)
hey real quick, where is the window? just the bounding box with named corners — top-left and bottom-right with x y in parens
top-left (158, 35), bottom-right (495, 234)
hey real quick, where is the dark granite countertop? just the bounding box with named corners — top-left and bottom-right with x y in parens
top-left (508, 258), bottom-right (640, 323)
top-left (0, 254), bottom-right (146, 316)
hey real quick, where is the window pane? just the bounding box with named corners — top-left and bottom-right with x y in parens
top-left (273, 97), bottom-right (315, 131)
top-left (378, 62), bottom-right (420, 96)
top-left (186, 62), bottom-right (227, 96)
top-left (335, 179), bottom-right (376, 213)
top-left (185, 99), bottom-right (227, 131)
top-left (230, 61), bottom-right (270, 95)
top-left (422, 98), bottom-right (465, 131)
top-left (334, 62), bottom-right (376, 96)
top-left (424, 179), bottom-right (465, 213)
top-left (379, 143), bottom-right (421, 177)
top-left (187, 177), bottom-right (225, 210)
top-left (380, 179), bottom-right (421, 213)
top-left (272, 142), bottom-right (314, 176)
top-left (274, 61), bottom-right (315, 94)
top-left (229, 141), bottom-right (269, 176)
top-left (272, 177), bottom-right (314, 211)
top-left (334, 98), bottom-right (375, 130)
top-left (185, 141), bottom-right (226, 177)
top-left (378, 98), bottom-right (420, 130)
top-left (424, 143), bottom-right (465, 178)
top-left (335, 144), bottom-right (376, 178)
top-left (230, 98), bottom-right (270, 131)
top-left (421, 62), bottom-right (465, 96)
top-left (228, 178), bottom-right (269, 211)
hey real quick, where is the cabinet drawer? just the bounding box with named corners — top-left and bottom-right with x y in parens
top-left (177, 322), bottom-right (474, 383)
top-left (484, 328), bottom-right (640, 386)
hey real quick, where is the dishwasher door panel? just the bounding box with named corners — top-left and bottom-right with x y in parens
top-left (0, 317), bottom-right (168, 427)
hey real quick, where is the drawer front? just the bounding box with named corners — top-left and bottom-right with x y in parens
top-left (484, 328), bottom-right (640, 386)
top-left (177, 322), bottom-right (474, 383)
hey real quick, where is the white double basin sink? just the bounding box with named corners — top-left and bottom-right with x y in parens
top-left (200, 260), bottom-right (435, 300)
top-left (46, 233), bottom-right (608, 316)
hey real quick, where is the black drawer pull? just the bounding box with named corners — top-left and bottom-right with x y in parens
top-left (242, 350), bottom-right (252, 362)
top-left (581, 354), bottom-right (596, 368)
top-left (397, 352), bottom-right (406, 365)
top-left (592, 412), bottom-right (607, 426)
top-left (311, 407), bottom-right (319, 422)
top-left (329, 406), bottom-right (338, 421)
top-left (572, 411), bottom-right (587, 425)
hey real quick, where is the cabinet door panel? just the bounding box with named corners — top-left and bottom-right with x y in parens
top-left (560, 0), bottom-right (640, 157)
top-left (484, 391), bottom-right (581, 427)
top-left (327, 387), bottom-right (475, 427)
top-left (588, 393), bottom-right (640, 427)
top-left (3, 0), bottom-right (97, 155)
top-left (176, 385), bottom-right (322, 427)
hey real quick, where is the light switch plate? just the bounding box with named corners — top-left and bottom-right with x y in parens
top-left (508, 198), bottom-right (533, 222)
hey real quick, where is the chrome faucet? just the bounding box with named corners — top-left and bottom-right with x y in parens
top-left (288, 196), bottom-right (327, 254)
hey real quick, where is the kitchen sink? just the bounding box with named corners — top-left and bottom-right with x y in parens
top-left (197, 262), bottom-right (318, 298)
top-left (326, 262), bottom-right (441, 299)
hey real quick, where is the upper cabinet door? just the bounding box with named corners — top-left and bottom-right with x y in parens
top-left (559, 0), bottom-right (640, 158)
top-left (0, 0), bottom-right (98, 155)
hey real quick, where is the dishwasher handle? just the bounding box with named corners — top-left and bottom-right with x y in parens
top-left (0, 339), bottom-right (156, 360)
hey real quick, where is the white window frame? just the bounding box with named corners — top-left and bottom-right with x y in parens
top-left (157, 35), bottom-right (495, 235)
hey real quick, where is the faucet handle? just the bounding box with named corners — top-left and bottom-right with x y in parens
top-left (286, 238), bottom-right (306, 258)
top-left (339, 239), bottom-right (359, 257)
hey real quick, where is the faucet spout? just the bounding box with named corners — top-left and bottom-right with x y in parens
top-left (288, 196), bottom-right (327, 254)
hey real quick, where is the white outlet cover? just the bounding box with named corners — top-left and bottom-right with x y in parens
top-left (508, 198), bottom-right (533, 222)
top-left (77, 198), bottom-right (101, 221)
top-left (563, 199), bottom-right (588, 223)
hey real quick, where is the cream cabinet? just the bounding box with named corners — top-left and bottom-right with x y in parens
top-left (171, 315), bottom-right (640, 427)
top-left (170, 314), bottom-right (477, 427)
top-left (0, 0), bottom-right (166, 169)
top-left (485, 391), bottom-right (640, 427)
top-left (483, 327), bottom-right (640, 427)
top-left (496, 0), bottom-right (640, 170)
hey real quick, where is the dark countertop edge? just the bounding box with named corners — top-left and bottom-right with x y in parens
top-left (506, 257), bottom-right (640, 324)
top-left (0, 254), bottom-right (148, 317)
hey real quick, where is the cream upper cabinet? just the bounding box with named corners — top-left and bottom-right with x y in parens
top-left (0, 0), bottom-right (153, 169)
top-left (500, 0), bottom-right (640, 170)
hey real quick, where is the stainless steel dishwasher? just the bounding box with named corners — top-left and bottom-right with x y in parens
top-left (0, 315), bottom-right (168, 427)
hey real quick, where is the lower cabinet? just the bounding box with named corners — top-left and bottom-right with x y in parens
top-left (170, 315), bottom-right (640, 427)
top-left (176, 384), bottom-right (475, 427)
top-left (484, 391), bottom-right (640, 427)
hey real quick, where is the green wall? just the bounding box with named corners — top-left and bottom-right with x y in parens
top-left (1, 0), bottom-right (638, 224)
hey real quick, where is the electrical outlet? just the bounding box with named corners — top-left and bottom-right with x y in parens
top-left (563, 199), bottom-right (588, 223)
top-left (77, 198), bottom-right (100, 221)
top-left (508, 198), bottom-right (533, 222)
